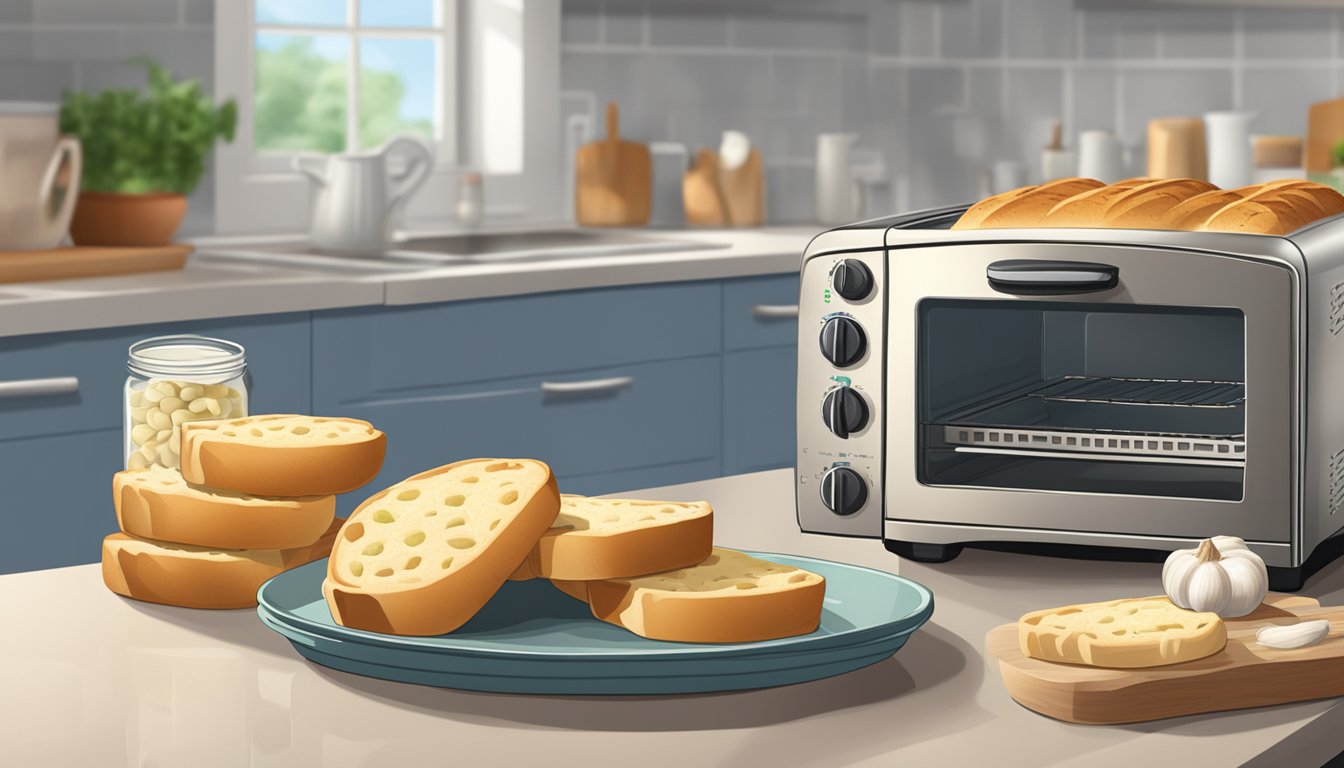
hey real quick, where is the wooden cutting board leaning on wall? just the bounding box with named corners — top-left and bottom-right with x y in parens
top-left (1306, 97), bottom-right (1344, 173)
top-left (575, 102), bottom-right (651, 227)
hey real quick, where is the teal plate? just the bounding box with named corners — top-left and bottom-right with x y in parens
top-left (256, 552), bottom-right (934, 695)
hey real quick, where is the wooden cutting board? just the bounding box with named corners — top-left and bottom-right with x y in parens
top-left (0, 244), bottom-right (190, 284)
top-left (1306, 97), bottom-right (1344, 173)
top-left (683, 148), bottom-right (728, 227)
top-left (719, 148), bottom-right (764, 227)
top-left (575, 102), bottom-right (650, 227)
top-left (987, 594), bottom-right (1344, 725)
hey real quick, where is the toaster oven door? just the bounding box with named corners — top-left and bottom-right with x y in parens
top-left (889, 242), bottom-right (1297, 544)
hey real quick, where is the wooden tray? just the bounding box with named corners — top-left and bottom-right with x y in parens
top-left (987, 594), bottom-right (1344, 724)
top-left (0, 245), bottom-right (190, 285)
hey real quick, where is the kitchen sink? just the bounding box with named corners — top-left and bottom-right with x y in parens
top-left (199, 229), bottom-right (727, 272)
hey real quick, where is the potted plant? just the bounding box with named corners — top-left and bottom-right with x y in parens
top-left (59, 62), bottom-right (236, 247)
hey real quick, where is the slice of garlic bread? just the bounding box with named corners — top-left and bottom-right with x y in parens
top-left (509, 494), bottom-right (712, 581)
top-left (323, 458), bottom-right (560, 636)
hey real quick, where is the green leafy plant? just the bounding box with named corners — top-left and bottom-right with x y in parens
top-left (1333, 138), bottom-right (1344, 170)
top-left (59, 61), bottom-right (237, 195)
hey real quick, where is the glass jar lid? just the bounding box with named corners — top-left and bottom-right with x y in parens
top-left (127, 335), bottom-right (246, 378)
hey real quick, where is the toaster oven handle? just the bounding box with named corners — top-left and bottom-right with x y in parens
top-left (987, 259), bottom-right (1118, 295)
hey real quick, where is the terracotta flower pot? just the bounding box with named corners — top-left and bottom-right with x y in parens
top-left (68, 191), bottom-right (187, 247)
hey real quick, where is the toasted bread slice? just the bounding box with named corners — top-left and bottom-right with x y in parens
top-left (508, 494), bottom-right (713, 581)
top-left (323, 458), bottom-right (560, 636)
top-left (1018, 596), bottom-right (1225, 668)
top-left (114, 465), bottom-right (335, 549)
top-left (553, 547), bottom-right (826, 643)
top-left (179, 414), bottom-right (386, 497)
top-left (101, 518), bottom-right (341, 609)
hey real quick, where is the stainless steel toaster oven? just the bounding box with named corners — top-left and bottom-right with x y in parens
top-left (795, 205), bottom-right (1344, 590)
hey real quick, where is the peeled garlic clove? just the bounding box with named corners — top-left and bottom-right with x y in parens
top-left (1256, 620), bottom-right (1330, 649)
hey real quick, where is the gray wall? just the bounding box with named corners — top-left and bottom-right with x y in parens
top-left (1, 0), bottom-right (1340, 229)
top-left (562, 0), bottom-right (1344, 220)
top-left (0, 0), bottom-right (215, 233)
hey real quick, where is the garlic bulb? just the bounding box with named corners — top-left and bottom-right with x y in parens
top-left (1162, 536), bottom-right (1268, 618)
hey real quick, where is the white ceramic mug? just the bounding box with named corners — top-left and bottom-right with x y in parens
top-left (1078, 130), bottom-right (1124, 183)
top-left (0, 102), bottom-right (82, 250)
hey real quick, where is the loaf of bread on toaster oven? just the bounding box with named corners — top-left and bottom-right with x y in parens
top-left (951, 176), bottom-right (1344, 235)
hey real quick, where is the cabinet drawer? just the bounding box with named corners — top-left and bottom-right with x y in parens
top-left (313, 282), bottom-right (721, 404)
top-left (330, 356), bottom-right (722, 514)
top-left (724, 347), bottom-right (798, 475)
top-left (0, 428), bottom-right (122, 573)
top-left (0, 313), bottom-right (311, 442)
top-left (723, 274), bottom-right (800, 351)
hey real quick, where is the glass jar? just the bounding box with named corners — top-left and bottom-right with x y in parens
top-left (124, 335), bottom-right (249, 470)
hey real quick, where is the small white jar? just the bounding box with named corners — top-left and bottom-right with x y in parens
top-left (124, 335), bottom-right (248, 470)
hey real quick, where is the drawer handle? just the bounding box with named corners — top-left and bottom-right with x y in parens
top-left (0, 376), bottom-right (79, 399)
top-left (540, 376), bottom-right (634, 395)
top-left (752, 304), bottom-right (799, 319)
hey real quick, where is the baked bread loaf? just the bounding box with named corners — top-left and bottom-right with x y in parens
top-left (509, 494), bottom-right (713, 581)
top-left (1018, 596), bottom-right (1226, 668)
top-left (323, 458), bottom-right (561, 636)
top-left (179, 414), bottom-right (386, 497)
top-left (114, 465), bottom-right (335, 549)
top-left (1040, 177), bottom-right (1153, 227)
top-left (553, 547), bottom-right (826, 643)
top-left (1103, 178), bottom-right (1216, 228)
top-left (952, 176), bottom-right (1343, 235)
top-left (101, 518), bottom-right (341, 609)
top-left (968, 177), bottom-right (1105, 230)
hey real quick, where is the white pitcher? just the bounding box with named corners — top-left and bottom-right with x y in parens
top-left (292, 134), bottom-right (433, 254)
top-left (0, 102), bottom-right (82, 250)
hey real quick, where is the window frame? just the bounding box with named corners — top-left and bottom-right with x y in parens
top-left (213, 0), bottom-right (559, 235)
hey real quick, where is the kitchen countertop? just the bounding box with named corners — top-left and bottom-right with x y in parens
top-left (5, 468), bottom-right (1343, 767)
top-left (0, 227), bottom-right (817, 338)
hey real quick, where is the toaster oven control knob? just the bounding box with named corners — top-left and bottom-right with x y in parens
top-left (819, 317), bottom-right (866, 367)
top-left (820, 466), bottom-right (867, 516)
top-left (822, 386), bottom-right (869, 439)
top-left (832, 260), bottom-right (874, 301)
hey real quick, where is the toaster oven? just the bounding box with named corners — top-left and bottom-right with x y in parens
top-left (795, 205), bottom-right (1344, 590)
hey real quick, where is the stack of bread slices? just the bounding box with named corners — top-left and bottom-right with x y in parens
top-left (323, 458), bottom-right (827, 642)
top-left (952, 177), bottom-right (1344, 235)
top-left (101, 414), bottom-right (387, 609)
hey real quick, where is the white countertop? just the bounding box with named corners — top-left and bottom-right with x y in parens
top-left (0, 227), bottom-right (818, 338)
top-left (4, 468), bottom-right (1342, 767)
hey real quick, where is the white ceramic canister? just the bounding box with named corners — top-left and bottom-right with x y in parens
top-left (1204, 111), bottom-right (1256, 189)
top-left (815, 133), bottom-right (860, 225)
top-left (125, 335), bottom-right (249, 470)
top-left (1077, 130), bottom-right (1124, 183)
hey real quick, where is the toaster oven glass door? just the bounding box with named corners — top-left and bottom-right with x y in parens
top-left (918, 300), bottom-right (1246, 501)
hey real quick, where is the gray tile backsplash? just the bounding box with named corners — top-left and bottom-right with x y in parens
top-left (0, 0), bottom-right (214, 232)
top-left (4, 0), bottom-right (1343, 233)
top-left (562, 0), bottom-right (1344, 220)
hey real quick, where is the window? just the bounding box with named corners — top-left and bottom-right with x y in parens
top-left (214, 1), bottom-right (559, 235)
top-left (250, 0), bottom-right (451, 163)
top-left (253, 0), bottom-right (448, 155)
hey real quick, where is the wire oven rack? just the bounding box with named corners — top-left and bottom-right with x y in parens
top-left (940, 375), bottom-right (1247, 464)
top-left (1031, 375), bottom-right (1245, 409)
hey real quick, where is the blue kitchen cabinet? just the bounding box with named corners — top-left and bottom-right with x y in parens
top-left (0, 312), bottom-right (311, 573)
top-left (325, 356), bottom-right (723, 515)
top-left (723, 346), bottom-right (799, 475)
top-left (312, 282), bottom-right (727, 511)
top-left (720, 274), bottom-right (800, 476)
